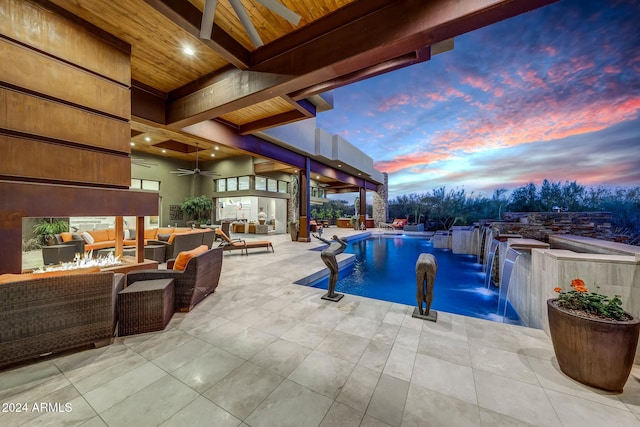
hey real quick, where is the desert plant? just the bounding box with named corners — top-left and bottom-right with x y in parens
top-left (181, 195), bottom-right (214, 224)
top-left (33, 218), bottom-right (69, 245)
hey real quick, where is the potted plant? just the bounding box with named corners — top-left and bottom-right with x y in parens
top-left (181, 196), bottom-right (214, 225)
top-left (33, 218), bottom-right (69, 246)
top-left (548, 278), bottom-right (640, 392)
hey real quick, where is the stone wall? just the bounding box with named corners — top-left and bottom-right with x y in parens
top-left (492, 212), bottom-right (614, 243)
top-left (372, 172), bottom-right (388, 227)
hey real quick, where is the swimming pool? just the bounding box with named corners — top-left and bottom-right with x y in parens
top-left (305, 235), bottom-right (522, 324)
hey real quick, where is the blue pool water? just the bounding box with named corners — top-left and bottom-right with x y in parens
top-left (307, 235), bottom-right (521, 324)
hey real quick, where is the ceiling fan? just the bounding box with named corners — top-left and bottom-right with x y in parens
top-left (170, 143), bottom-right (220, 177)
top-left (131, 158), bottom-right (156, 168)
top-left (200, 0), bottom-right (301, 48)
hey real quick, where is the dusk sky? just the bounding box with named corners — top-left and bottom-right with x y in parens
top-left (316, 0), bottom-right (640, 199)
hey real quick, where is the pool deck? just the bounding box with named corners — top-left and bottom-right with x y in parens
top-left (5, 228), bottom-right (640, 426)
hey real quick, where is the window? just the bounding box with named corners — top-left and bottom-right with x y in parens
top-left (238, 176), bottom-right (250, 190)
top-left (278, 181), bottom-right (288, 193)
top-left (227, 177), bottom-right (237, 191)
top-left (216, 179), bottom-right (226, 192)
top-left (131, 179), bottom-right (160, 191)
top-left (256, 177), bottom-right (267, 191)
top-left (142, 180), bottom-right (160, 191)
top-left (267, 179), bottom-right (277, 192)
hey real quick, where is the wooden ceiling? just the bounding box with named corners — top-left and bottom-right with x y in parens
top-left (47, 0), bottom-right (559, 166)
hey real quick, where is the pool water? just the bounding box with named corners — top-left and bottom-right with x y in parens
top-left (306, 235), bottom-right (522, 324)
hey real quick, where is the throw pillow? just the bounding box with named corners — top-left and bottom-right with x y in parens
top-left (157, 233), bottom-right (171, 242)
top-left (60, 232), bottom-right (73, 242)
top-left (81, 231), bottom-right (95, 244)
top-left (173, 245), bottom-right (208, 271)
top-left (123, 229), bottom-right (130, 240)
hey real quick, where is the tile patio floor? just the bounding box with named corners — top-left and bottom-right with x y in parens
top-left (5, 229), bottom-right (640, 426)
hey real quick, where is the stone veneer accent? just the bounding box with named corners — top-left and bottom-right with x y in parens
top-left (288, 174), bottom-right (299, 223)
top-left (492, 212), bottom-right (616, 243)
top-left (372, 172), bottom-right (388, 227)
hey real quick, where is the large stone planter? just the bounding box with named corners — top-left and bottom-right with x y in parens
top-left (547, 299), bottom-right (640, 392)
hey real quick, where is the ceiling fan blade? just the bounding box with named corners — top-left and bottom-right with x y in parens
top-left (170, 169), bottom-right (196, 175)
top-left (201, 171), bottom-right (220, 176)
top-left (255, 0), bottom-right (301, 26)
top-left (200, 0), bottom-right (218, 39)
top-left (229, 0), bottom-right (264, 47)
top-left (131, 158), bottom-right (157, 168)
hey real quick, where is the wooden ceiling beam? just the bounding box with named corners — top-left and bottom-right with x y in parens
top-left (290, 48), bottom-right (431, 100)
top-left (143, 0), bottom-right (250, 69)
top-left (167, 0), bottom-right (559, 127)
top-left (282, 96), bottom-right (316, 118)
top-left (238, 110), bottom-right (306, 135)
top-left (168, 69), bottom-right (292, 127)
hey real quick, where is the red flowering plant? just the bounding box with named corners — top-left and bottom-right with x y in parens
top-left (554, 278), bottom-right (628, 321)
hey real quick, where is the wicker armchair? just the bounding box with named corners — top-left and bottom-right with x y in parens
top-left (0, 271), bottom-right (124, 369)
top-left (148, 229), bottom-right (215, 261)
top-left (125, 247), bottom-right (223, 312)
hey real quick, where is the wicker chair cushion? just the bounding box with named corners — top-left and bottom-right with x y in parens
top-left (173, 245), bottom-right (209, 271)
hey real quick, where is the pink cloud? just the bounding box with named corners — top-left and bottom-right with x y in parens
top-left (424, 92), bottom-right (446, 101)
top-left (462, 75), bottom-right (492, 92)
top-left (374, 94), bottom-right (640, 174)
top-left (378, 93), bottom-right (411, 112)
top-left (517, 69), bottom-right (548, 89)
top-left (604, 65), bottom-right (621, 74)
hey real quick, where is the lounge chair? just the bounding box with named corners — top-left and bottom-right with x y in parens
top-left (390, 218), bottom-right (408, 229)
top-left (215, 229), bottom-right (274, 255)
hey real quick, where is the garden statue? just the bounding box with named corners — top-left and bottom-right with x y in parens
top-left (413, 253), bottom-right (438, 321)
top-left (313, 234), bottom-right (348, 302)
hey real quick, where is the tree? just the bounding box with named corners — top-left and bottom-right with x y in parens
top-left (181, 195), bottom-right (214, 224)
top-left (508, 182), bottom-right (541, 212)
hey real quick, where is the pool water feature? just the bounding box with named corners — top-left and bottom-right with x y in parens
top-left (305, 235), bottom-right (522, 324)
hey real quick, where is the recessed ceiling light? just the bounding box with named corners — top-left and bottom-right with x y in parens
top-left (214, 146), bottom-right (219, 150)
top-left (183, 46), bottom-right (195, 56)
top-left (161, 149), bottom-right (166, 153)
top-left (316, 176), bottom-right (320, 179)
top-left (358, 173), bottom-right (362, 176)
top-left (130, 142), bottom-right (135, 146)
top-left (145, 136), bottom-right (151, 142)
top-left (210, 153), bottom-right (215, 157)
top-left (337, 164), bottom-right (342, 167)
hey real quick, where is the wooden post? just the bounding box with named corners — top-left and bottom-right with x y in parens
top-left (115, 216), bottom-right (124, 258)
top-left (136, 216), bottom-right (145, 263)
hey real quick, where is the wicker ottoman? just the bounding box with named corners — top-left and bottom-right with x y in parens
top-left (118, 278), bottom-right (174, 336)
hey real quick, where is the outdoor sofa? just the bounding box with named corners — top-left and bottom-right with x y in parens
top-left (0, 269), bottom-right (124, 369)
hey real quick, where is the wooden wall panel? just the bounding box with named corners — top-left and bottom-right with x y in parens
top-left (0, 88), bottom-right (130, 154)
top-left (0, 0), bottom-right (130, 86)
top-left (0, 136), bottom-right (131, 188)
top-left (0, 39), bottom-right (130, 119)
